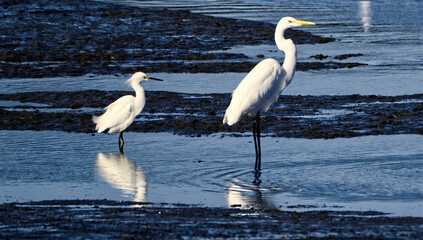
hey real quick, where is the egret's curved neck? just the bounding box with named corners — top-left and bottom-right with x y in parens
top-left (275, 23), bottom-right (297, 84)
top-left (131, 83), bottom-right (146, 112)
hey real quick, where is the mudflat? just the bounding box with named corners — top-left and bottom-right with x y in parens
top-left (1, 90), bottom-right (422, 138)
top-left (1, 0), bottom-right (422, 239)
top-left (1, 200), bottom-right (422, 239)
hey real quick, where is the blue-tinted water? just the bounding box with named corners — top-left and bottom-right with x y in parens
top-left (1, 131), bottom-right (422, 216)
top-left (1, 0), bottom-right (422, 216)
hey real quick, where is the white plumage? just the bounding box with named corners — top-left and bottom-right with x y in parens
top-left (223, 17), bottom-right (315, 168)
top-left (223, 58), bottom-right (284, 125)
top-left (96, 153), bottom-right (147, 202)
top-left (93, 72), bottom-right (162, 152)
top-left (93, 94), bottom-right (142, 134)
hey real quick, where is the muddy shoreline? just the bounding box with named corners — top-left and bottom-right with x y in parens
top-left (1, 91), bottom-right (422, 138)
top-left (1, 200), bottom-right (422, 239)
top-left (0, 0), bottom-right (368, 79)
top-left (1, 1), bottom-right (422, 238)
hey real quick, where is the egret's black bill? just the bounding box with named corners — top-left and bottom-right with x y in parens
top-left (149, 77), bottom-right (164, 81)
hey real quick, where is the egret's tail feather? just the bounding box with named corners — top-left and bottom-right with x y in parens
top-left (92, 115), bottom-right (106, 133)
top-left (223, 108), bottom-right (240, 126)
top-left (92, 115), bottom-right (99, 124)
top-left (223, 113), bottom-right (228, 125)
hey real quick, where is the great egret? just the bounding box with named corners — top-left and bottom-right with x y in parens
top-left (223, 17), bottom-right (315, 170)
top-left (93, 72), bottom-right (163, 153)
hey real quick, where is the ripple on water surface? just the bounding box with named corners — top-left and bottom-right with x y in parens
top-left (0, 131), bottom-right (422, 216)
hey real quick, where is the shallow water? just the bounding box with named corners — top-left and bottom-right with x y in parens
top-left (1, 131), bottom-right (422, 216)
top-left (2, 68), bottom-right (422, 96)
top-left (1, 0), bottom-right (423, 218)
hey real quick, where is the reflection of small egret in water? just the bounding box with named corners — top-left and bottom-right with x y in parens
top-left (223, 17), bottom-right (315, 170)
top-left (96, 153), bottom-right (147, 202)
top-left (226, 179), bottom-right (275, 210)
top-left (92, 72), bottom-right (163, 153)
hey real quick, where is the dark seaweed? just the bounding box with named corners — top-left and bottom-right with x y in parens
top-left (0, 0), bottom-right (347, 79)
top-left (0, 200), bottom-right (422, 239)
top-left (1, 91), bottom-right (422, 138)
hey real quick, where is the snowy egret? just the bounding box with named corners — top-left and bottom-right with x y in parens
top-left (93, 72), bottom-right (163, 153)
top-left (223, 17), bottom-right (315, 170)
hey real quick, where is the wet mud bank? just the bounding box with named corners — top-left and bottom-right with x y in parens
top-left (1, 200), bottom-right (422, 239)
top-left (1, 91), bottom-right (422, 138)
top-left (0, 0), bottom-right (368, 79)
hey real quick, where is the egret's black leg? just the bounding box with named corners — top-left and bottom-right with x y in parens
top-left (118, 132), bottom-right (124, 154)
top-left (253, 118), bottom-right (258, 157)
top-left (256, 112), bottom-right (261, 158)
top-left (253, 113), bottom-right (262, 171)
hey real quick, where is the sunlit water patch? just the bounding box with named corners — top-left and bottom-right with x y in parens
top-left (1, 131), bottom-right (422, 216)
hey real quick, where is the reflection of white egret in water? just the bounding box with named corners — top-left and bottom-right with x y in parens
top-left (96, 153), bottom-right (147, 202)
top-left (358, 1), bottom-right (371, 32)
top-left (226, 179), bottom-right (275, 210)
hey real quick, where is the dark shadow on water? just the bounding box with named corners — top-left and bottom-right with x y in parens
top-left (254, 154), bottom-right (262, 185)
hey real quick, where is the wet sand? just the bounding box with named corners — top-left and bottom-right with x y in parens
top-left (1, 200), bottom-right (422, 239)
top-left (0, 0), bottom-right (368, 79)
top-left (1, 90), bottom-right (422, 138)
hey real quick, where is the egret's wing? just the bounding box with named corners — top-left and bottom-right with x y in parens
top-left (235, 59), bottom-right (282, 104)
top-left (104, 95), bottom-right (133, 110)
top-left (95, 95), bottom-right (134, 132)
top-left (103, 97), bottom-right (134, 127)
top-left (225, 59), bottom-right (285, 125)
